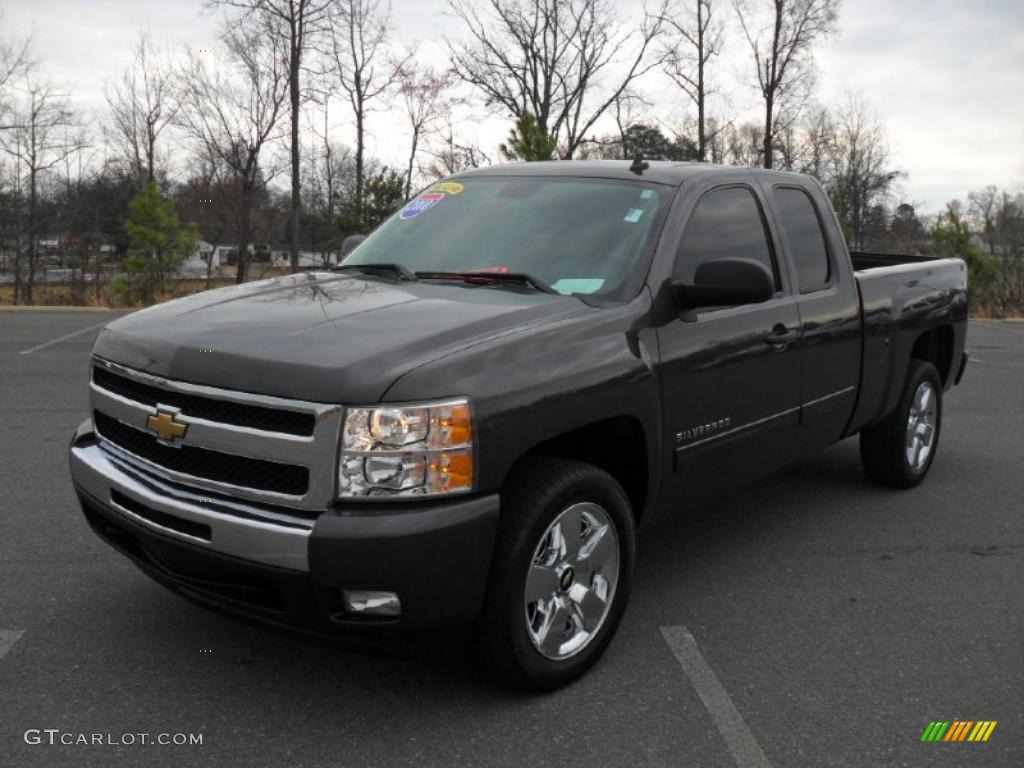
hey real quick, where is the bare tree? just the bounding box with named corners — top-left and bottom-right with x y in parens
top-left (821, 97), bottom-right (901, 249)
top-left (104, 32), bottom-right (178, 185)
top-left (446, 0), bottom-right (668, 158)
top-left (56, 124), bottom-right (98, 304)
top-left (0, 79), bottom-right (83, 304)
top-left (658, 0), bottom-right (723, 160)
top-left (606, 88), bottom-right (652, 159)
top-left (969, 186), bottom-right (1024, 310)
top-left (398, 63), bottom-right (451, 197)
top-left (208, 0), bottom-right (333, 274)
top-left (720, 120), bottom-right (762, 166)
top-left (702, 116), bottom-right (731, 163)
top-left (798, 104), bottom-right (831, 179)
top-left (0, 7), bottom-right (33, 131)
top-left (323, 0), bottom-right (406, 227)
top-left (176, 145), bottom-right (235, 288)
top-left (422, 114), bottom-right (491, 179)
top-left (176, 24), bottom-right (289, 283)
top-left (305, 95), bottom-right (339, 265)
top-left (734, 0), bottom-right (839, 168)
top-left (302, 87), bottom-right (359, 264)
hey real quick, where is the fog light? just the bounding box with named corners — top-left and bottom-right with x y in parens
top-left (340, 589), bottom-right (401, 617)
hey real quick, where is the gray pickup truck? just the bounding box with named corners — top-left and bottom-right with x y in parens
top-left (69, 161), bottom-right (968, 690)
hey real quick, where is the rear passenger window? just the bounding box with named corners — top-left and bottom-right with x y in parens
top-left (774, 187), bottom-right (830, 289)
top-left (675, 186), bottom-right (778, 289)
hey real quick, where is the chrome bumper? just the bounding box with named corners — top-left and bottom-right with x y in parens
top-left (70, 430), bottom-right (314, 572)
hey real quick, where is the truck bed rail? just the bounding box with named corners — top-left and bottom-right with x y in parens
top-left (850, 251), bottom-right (939, 270)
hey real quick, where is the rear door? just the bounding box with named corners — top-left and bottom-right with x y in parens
top-left (656, 176), bottom-right (803, 506)
top-left (763, 181), bottom-right (861, 458)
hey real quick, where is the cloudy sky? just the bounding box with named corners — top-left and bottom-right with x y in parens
top-left (4, 0), bottom-right (1023, 212)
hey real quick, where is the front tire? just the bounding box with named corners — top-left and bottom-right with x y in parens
top-left (860, 360), bottom-right (943, 488)
top-left (476, 457), bottom-right (636, 691)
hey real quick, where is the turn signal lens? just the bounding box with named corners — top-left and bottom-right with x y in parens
top-left (426, 450), bottom-right (474, 494)
top-left (428, 402), bottom-right (472, 449)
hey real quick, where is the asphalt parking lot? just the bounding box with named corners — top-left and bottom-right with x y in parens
top-left (1, 309), bottom-right (1021, 768)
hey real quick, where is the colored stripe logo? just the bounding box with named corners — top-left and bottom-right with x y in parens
top-left (920, 721), bottom-right (997, 742)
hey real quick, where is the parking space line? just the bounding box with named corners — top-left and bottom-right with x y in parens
top-left (0, 630), bottom-right (25, 660)
top-left (19, 321), bottom-right (108, 355)
top-left (661, 626), bottom-right (771, 768)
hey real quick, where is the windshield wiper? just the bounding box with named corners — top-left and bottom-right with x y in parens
top-left (415, 271), bottom-right (558, 294)
top-left (333, 262), bottom-right (417, 281)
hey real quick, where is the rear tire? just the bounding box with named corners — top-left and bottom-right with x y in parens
top-left (860, 360), bottom-right (942, 488)
top-left (475, 457), bottom-right (636, 691)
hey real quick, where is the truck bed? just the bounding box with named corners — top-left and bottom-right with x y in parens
top-left (846, 254), bottom-right (968, 436)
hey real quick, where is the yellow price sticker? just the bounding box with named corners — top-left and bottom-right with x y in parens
top-left (428, 181), bottom-right (465, 195)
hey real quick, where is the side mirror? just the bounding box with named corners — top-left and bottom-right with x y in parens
top-left (341, 234), bottom-right (366, 257)
top-left (671, 257), bottom-right (775, 311)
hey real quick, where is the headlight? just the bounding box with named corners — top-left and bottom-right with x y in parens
top-left (338, 398), bottom-right (473, 498)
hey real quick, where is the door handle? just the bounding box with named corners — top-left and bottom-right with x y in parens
top-left (766, 325), bottom-right (800, 349)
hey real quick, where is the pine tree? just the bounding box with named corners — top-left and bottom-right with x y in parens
top-left (499, 112), bottom-right (557, 162)
top-left (115, 182), bottom-right (198, 305)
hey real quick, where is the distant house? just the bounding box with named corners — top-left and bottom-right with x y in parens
top-left (178, 240), bottom-right (219, 276)
top-left (271, 249), bottom-right (340, 268)
top-left (176, 241), bottom-right (340, 276)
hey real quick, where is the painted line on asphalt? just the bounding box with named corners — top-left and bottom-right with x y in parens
top-left (19, 321), bottom-right (108, 355)
top-left (0, 630), bottom-right (25, 660)
top-left (661, 626), bottom-right (771, 768)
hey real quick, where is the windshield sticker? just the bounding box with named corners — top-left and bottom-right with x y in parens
top-left (551, 278), bottom-right (606, 295)
top-left (428, 181), bottom-right (465, 195)
top-left (400, 192), bottom-right (445, 220)
top-left (640, 189), bottom-right (654, 199)
top-left (623, 208), bottom-right (645, 223)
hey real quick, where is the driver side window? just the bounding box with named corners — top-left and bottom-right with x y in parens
top-left (674, 186), bottom-right (779, 290)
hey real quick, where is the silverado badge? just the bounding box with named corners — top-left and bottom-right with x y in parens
top-left (146, 408), bottom-right (188, 445)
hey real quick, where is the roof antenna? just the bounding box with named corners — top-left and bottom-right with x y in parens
top-left (629, 154), bottom-right (649, 175)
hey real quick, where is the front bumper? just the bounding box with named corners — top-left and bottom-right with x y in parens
top-left (70, 420), bottom-right (500, 631)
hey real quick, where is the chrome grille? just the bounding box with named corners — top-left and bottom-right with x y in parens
top-left (89, 357), bottom-right (344, 510)
top-left (92, 365), bottom-right (316, 436)
top-left (94, 412), bottom-right (310, 495)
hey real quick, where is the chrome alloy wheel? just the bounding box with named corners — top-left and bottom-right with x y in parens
top-left (906, 380), bottom-right (937, 470)
top-left (524, 502), bottom-right (620, 661)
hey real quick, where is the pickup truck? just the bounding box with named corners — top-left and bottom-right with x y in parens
top-left (69, 161), bottom-right (968, 690)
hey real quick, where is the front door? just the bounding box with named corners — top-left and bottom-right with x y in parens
top-left (657, 181), bottom-right (802, 507)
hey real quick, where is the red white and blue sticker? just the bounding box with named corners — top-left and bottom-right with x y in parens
top-left (400, 192), bottom-right (445, 219)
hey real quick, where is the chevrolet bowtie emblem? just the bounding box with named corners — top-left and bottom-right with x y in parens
top-left (147, 409), bottom-right (188, 443)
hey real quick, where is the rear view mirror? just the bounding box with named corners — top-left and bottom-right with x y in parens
top-left (671, 257), bottom-right (774, 310)
top-left (341, 234), bottom-right (366, 257)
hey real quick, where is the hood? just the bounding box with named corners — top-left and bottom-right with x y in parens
top-left (94, 272), bottom-right (589, 403)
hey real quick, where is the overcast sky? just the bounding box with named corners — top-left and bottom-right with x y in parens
top-left (4, 0), bottom-right (1023, 212)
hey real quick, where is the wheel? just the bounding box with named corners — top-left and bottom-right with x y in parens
top-left (860, 360), bottom-right (943, 488)
top-left (475, 457), bottom-right (636, 691)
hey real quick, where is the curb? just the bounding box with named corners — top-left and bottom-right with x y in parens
top-left (0, 305), bottom-right (121, 313)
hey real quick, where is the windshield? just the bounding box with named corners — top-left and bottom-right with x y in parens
top-left (344, 176), bottom-right (674, 298)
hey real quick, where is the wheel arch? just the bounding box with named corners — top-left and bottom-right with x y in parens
top-left (911, 324), bottom-right (955, 387)
top-left (505, 416), bottom-right (651, 525)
